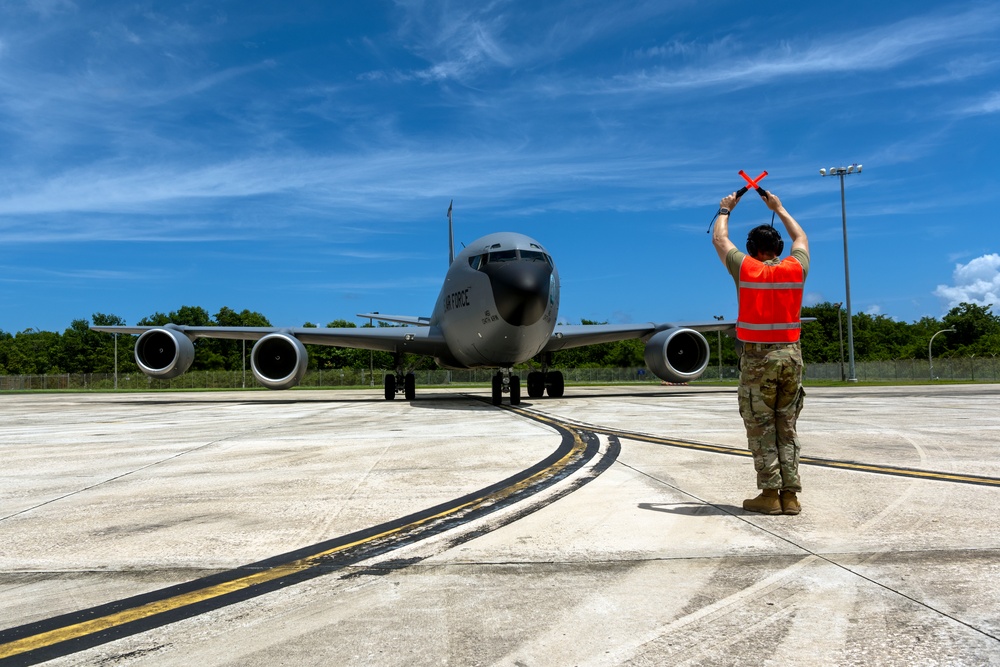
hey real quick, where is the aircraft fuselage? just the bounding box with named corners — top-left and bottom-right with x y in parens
top-left (431, 232), bottom-right (559, 369)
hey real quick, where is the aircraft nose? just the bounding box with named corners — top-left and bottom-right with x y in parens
top-left (483, 259), bottom-right (552, 326)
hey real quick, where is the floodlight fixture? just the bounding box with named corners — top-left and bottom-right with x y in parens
top-left (819, 168), bottom-right (827, 176)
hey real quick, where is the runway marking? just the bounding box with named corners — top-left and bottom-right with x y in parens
top-left (521, 412), bottom-right (1000, 488)
top-left (0, 405), bottom-right (612, 666)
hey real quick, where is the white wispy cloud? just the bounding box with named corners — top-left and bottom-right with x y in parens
top-left (604, 6), bottom-right (1000, 93)
top-left (26, 0), bottom-right (76, 19)
top-left (0, 146), bottom-right (709, 223)
top-left (955, 90), bottom-right (1000, 117)
top-left (384, 0), bottom-right (683, 84)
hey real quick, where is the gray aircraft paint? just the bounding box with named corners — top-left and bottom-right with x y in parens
top-left (92, 229), bottom-right (729, 395)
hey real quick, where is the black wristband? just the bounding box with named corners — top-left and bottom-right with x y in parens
top-left (718, 208), bottom-right (730, 216)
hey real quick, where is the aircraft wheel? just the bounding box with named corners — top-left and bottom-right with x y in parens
top-left (404, 373), bottom-right (416, 400)
top-left (384, 374), bottom-right (396, 400)
top-left (491, 372), bottom-right (503, 406)
top-left (509, 375), bottom-right (521, 405)
top-left (527, 371), bottom-right (544, 398)
top-left (546, 371), bottom-right (565, 398)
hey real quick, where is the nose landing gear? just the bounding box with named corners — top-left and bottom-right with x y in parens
top-left (491, 368), bottom-right (521, 406)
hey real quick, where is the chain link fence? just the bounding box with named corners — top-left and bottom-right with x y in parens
top-left (3, 358), bottom-right (998, 391)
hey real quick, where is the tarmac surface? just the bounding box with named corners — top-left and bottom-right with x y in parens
top-left (2, 383), bottom-right (1000, 666)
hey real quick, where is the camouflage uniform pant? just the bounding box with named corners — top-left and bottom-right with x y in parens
top-left (738, 341), bottom-right (805, 492)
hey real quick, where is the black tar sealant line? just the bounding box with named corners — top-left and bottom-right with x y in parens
top-left (0, 404), bottom-right (616, 666)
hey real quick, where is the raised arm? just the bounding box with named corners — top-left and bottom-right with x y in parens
top-left (763, 191), bottom-right (808, 256)
top-left (712, 192), bottom-right (741, 264)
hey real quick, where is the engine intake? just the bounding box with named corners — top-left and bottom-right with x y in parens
top-left (251, 333), bottom-right (309, 390)
top-left (643, 327), bottom-right (711, 384)
top-left (135, 326), bottom-right (195, 379)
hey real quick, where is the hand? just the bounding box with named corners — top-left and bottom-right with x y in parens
top-left (762, 190), bottom-right (782, 212)
top-left (720, 192), bottom-right (740, 211)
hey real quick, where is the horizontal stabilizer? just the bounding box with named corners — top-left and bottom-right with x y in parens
top-left (356, 313), bottom-right (431, 327)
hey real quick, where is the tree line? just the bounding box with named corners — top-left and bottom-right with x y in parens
top-left (1, 302), bottom-right (998, 376)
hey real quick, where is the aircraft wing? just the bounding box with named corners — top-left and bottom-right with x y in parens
top-left (543, 320), bottom-right (735, 352)
top-left (91, 324), bottom-right (447, 356)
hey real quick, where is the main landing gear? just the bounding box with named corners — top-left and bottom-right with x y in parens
top-left (526, 370), bottom-right (564, 398)
top-left (491, 366), bottom-right (565, 405)
top-left (526, 353), bottom-right (565, 399)
top-left (383, 354), bottom-right (415, 400)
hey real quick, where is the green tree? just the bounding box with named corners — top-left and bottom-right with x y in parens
top-left (800, 302), bottom-right (845, 363)
top-left (942, 303), bottom-right (1000, 356)
top-left (308, 319), bottom-right (362, 370)
top-left (0, 329), bottom-right (13, 374)
top-left (138, 306), bottom-right (222, 370)
top-left (4, 329), bottom-right (64, 374)
top-left (214, 307), bottom-right (271, 371)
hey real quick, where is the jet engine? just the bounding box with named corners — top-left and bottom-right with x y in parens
top-left (643, 327), bottom-right (711, 384)
top-left (134, 326), bottom-right (196, 379)
top-left (251, 333), bottom-right (309, 390)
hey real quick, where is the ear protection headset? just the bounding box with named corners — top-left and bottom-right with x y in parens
top-left (746, 225), bottom-right (783, 258)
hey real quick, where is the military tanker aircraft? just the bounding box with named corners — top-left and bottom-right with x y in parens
top-left (93, 216), bottom-right (730, 405)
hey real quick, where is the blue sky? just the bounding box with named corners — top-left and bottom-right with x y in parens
top-left (2, 0), bottom-right (999, 334)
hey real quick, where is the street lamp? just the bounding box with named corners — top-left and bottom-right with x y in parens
top-left (713, 315), bottom-right (724, 380)
top-left (820, 164), bottom-right (863, 382)
top-left (928, 328), bottom-right (955, 380)
top-left (832, 302), bottom-right (845, 381)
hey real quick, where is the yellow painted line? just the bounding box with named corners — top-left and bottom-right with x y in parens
top-left (542, 416), bottom-right (1000, 488)
top-left (800, 459), bottom-right (1000, 486)
top-left (0, 417), bottom-right (588, 662)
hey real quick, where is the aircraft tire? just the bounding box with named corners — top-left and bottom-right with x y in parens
top-left (491, 373), bottom-right (503, 406)
top-left (527, 371), bottom-right (545, 398)
top-left (510, 375), bottom-right (520, 405)
top-left (546, 371), bottom-right (565, 398)
top-left (384, 374), bottom-right (396, 400)
top-left (404, 373), bottom-right (416, 400)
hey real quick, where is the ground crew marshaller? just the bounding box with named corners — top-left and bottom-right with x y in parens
top-left (712, 188), bottom-right (809, 515)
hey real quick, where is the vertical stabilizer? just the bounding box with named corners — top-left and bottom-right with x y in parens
top-left (447, 200), bottom-right (455, 265)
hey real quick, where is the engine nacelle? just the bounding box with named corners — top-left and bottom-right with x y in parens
top-left (251, 333), bottom-right (309, 390)
top-left (135, 326), bottom-right (196, 379)
top-left (643, 327), bottom-right (711, 384)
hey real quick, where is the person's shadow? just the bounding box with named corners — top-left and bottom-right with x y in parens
top-left (638, 502), bottom-right (740, 517)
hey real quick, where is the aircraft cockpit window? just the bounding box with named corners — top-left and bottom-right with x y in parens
top-left (488, 249), bottom-right (518, 262)
top-left (520, 250), bottom-right (551, 265)
top-left (472, 248), bottom-right (551, 270)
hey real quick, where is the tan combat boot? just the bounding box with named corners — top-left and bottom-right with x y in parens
top-left (742, 489), bottom-right (781, 515)
top-left (780, 490), bottom-right (801, 515)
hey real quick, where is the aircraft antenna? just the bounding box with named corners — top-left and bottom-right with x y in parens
top-left (447, 200), bottom-right (455, 265)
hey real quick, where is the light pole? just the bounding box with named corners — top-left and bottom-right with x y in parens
top-left (820, 164), bottom-right (862, 382)
top-left (713, 315), bottom-right (724, 380)
top-left (369, 312), bottom-right (377, 386)
top-left (929, 328), bottom-right (955, 380)
top-left (833, 302), bottom-right (845, 382)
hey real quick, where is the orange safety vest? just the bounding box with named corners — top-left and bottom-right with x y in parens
top-left (736, 255), bottom-right (804, 343)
